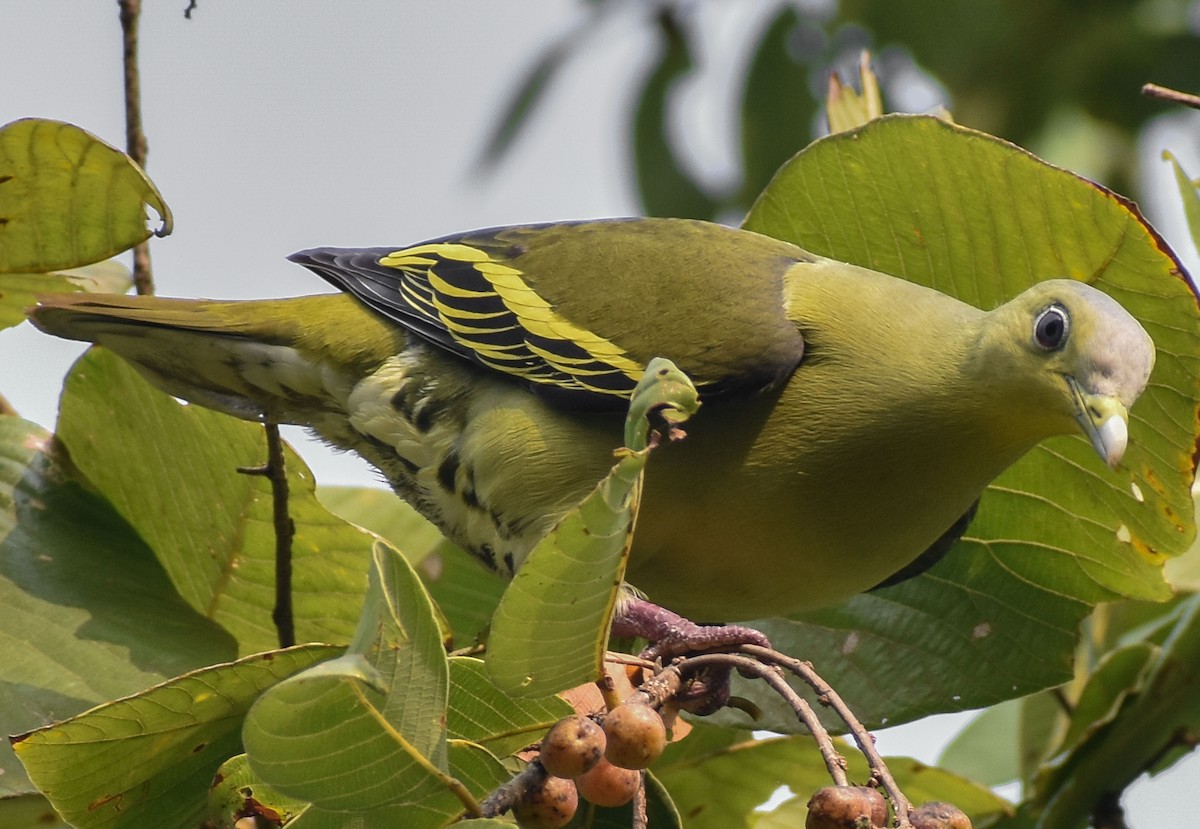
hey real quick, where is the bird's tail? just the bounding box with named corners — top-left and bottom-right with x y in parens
top-left (28, 292), bottom-right (404, 423)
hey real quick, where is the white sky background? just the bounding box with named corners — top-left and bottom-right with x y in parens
top-left (2, 1), bottom-right (1197, 823)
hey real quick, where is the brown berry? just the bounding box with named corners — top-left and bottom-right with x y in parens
top-left (805, 785), bottom-right (888, 829)
top-left (910, 801), bottom-right (972, 829)
top-left (602, 703), bottom-right (667, 770)
top-left (574, 758), bottom-right (641, 808)
top-left (512, 770), bottom-right (578, 829)
top-left (539, 714), bottom-right (606, 779)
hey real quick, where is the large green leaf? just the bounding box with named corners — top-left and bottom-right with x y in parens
top-left (244, 542), bottom-right (468, 819)
top-left (724, 114), bottom-right (1200, 730)
top-left (446, 657), bottom-right (572, 759)
top-left (55, 348), bottom-right (374, 653)
top-left (0, 415), bottom-right (235, 797)
top-left (12, 646), bottom-right (335, 829)
top-left (486, 358), bottom-right (699, 697)
top-left (0, 119), bottom-right (171, 273)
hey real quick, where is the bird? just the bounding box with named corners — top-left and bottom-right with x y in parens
top-left (28, 217), bottom-right (1155, 643)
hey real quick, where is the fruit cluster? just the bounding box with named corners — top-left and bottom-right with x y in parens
top-left (805, 786), bottom-right (972, 829)
top-left (512, 702), bottom-right (668, 829)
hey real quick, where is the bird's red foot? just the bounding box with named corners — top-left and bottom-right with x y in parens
top-left (610, 596), bottom-right (770, 660)
top-left (610, 597), bottom-right (771, 715)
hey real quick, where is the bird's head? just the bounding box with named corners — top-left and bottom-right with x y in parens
top-left (976, 279), bottom-right (1155, 469)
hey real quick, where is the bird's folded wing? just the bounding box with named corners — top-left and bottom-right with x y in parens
top-left (289, 219), bottom-right (810, 410)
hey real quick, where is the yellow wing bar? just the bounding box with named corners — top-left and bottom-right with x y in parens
top-left (379, 243), bottom-right (646, 396)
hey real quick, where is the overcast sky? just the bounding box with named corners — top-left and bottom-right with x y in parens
top-left (3, 2), bottom-right (1196, 819)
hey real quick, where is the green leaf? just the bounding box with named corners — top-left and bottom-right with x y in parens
top-left (206, 753), bottom-right (308, 829)
top-left (447, 657), bottom-right (572, 759)
top-left (0, 261), bottom-right (132, 332)
top-left (56, 259), bottom-right (134, 294)
top-left (55, 348), bottom-right (374, 653)
top-left (0, 119), bottom-right (171, 273)
top-left (739, 7), bottom-right (820, 205)
top-left (1164, 150), bottom-right (1200, 260)
top-left (12, 645), bottom-right (336, 829)
top-left (0, 414), bottom-right (236, 796)
top-left (474, 8), bottom-right (604, 171)
top-left (633, 12), bottom-right (720, 219)
top-left (938, 699), bottom-right (1026, 788)
top-left (939, 691), bottom-right (1068, 791)
top-left (1030, 593), bottom-right (1200, 828)
top-left (1056, 642), bottom-right (1156, 752)
top-left (244, 542), bottom-right (459, 815)
top-left (318, 485), bottom-right (505, 647)
top-left (0, 272), bottom-right (79, 331)
top-left (486, 358), bottom-right (699, 697)
top-left (281, 741), bottom-right (506, 829)
top-left (0, 794), bottom-right (69, 829)
top-left (729, 114), bottom-right (1199, 729)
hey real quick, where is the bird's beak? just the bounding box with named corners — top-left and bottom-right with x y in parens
top-left (1067, 377), bottom-right (1129, 469)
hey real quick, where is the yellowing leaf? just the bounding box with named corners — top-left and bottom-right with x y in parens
top-left (0, 119), bottom-right (171, 272)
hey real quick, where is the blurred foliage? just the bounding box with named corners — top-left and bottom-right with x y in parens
top-left (480, 0), bottom-right (1200, 214)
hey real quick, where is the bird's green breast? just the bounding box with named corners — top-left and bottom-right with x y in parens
top-left (622, 260), bottom-right (1044, 619)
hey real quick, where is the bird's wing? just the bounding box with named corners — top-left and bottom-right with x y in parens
top-left (289, 218), bottom-right (809, 409)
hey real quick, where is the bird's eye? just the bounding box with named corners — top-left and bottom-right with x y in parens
top-left (1034, 304), bottom-right (1069, 351)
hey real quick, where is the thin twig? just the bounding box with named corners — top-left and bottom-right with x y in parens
top-left (744, 644), bottom-right (912, 824)
top-left (1142, 83), bottom-right (1200, 110)
top-left (632, 771), bottom-right (648, 829)
top-left (681, 653), bottom-right (849, 787)
top-left (237, 423), bottom-right (296, 648)
top-left (117, 0), bottom-right (154, 295)
top-left (479, 758), bottom-right (544, 818)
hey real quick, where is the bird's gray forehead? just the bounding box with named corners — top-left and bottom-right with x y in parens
top-left (1038, 279), bottom-right (1155, 402)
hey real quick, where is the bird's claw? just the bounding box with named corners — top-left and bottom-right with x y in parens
top-left (611, 596), bottom-right (771, 714)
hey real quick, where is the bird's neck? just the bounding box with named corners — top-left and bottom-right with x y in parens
top-left (786, 261), bottom-right (1049, 470)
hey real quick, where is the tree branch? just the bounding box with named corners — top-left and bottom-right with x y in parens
top-left (1142, 83), bottom-right (1200, 111)
top-left (117, 0), bottom-right (154, 295)
top-left (238, 423), bottom-right (296, 648)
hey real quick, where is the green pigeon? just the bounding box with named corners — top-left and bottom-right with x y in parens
top-left (29, 218), bottom-right (1155, 645)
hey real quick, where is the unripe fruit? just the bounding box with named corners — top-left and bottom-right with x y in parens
top-left (602, 703), bottom-right (667, 770)
top-left (574, 758), bottom-right (641, 808)
top-left (539, 714), bottom-right (606, 779)
top-left (910, 801), bottom-right (972, 829)
top-left (512, 770), bottom-right (578, 829)
top-left (805, 785), bottom-right (888, 829)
